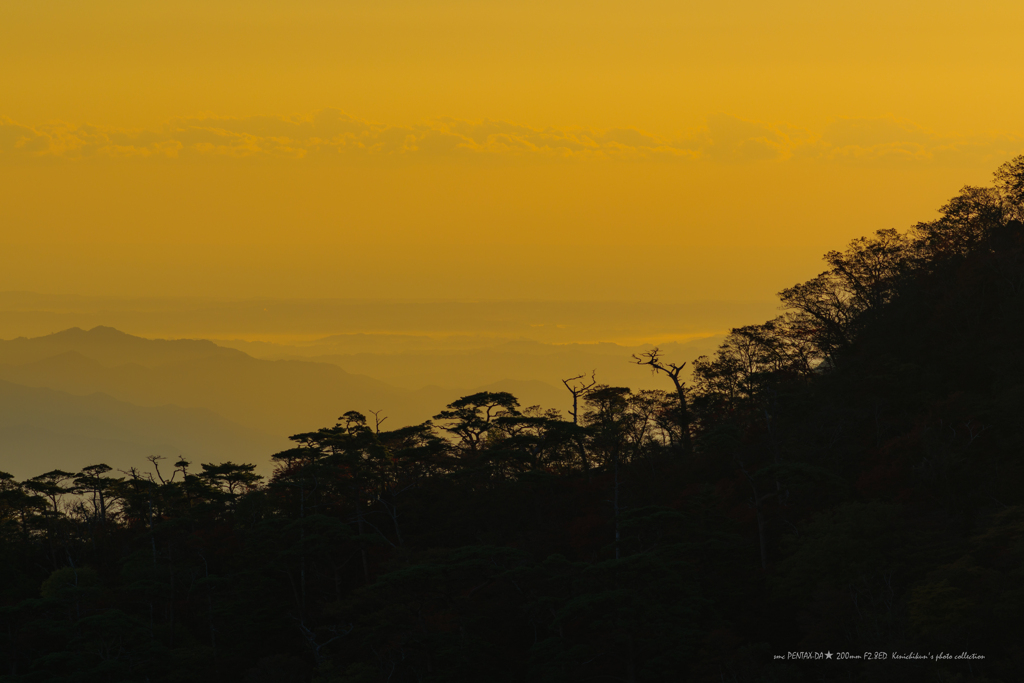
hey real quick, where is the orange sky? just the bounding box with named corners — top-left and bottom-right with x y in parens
top-left (2, 0), bottom-right (1023, 310)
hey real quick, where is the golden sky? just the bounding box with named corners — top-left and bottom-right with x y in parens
top-left (2, 0), bottom-right (1023, 307)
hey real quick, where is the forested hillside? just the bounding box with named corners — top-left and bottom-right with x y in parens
top-left (2, 157), bottom-right (1023, 682)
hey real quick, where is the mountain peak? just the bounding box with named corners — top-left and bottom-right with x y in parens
top-left (0, 326), bottom-right (242, 368)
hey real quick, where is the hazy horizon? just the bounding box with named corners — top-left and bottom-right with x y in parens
top-left (3, 0), bottom-right (1023, 476)
top-left (0, 290), bottom-right (777, 477)
top-left (0, 292), bottom-right (778, 345)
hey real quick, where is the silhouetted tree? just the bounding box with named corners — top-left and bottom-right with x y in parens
top-left (633, 348), bottom-right (694, 455)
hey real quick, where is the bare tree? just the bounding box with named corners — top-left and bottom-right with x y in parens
top-left (562, 371), bottom-right (597, 474)
top-left (561, 371), bottom-right (597, 426)
top-left (632, 349), bottom-right (694, 455)
top-left (369, 410), bottom-right (388, 434)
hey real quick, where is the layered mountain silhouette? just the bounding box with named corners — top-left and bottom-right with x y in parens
top-left (2, 326), bottom-right (688, 474)
top-left (0, 325), bottom-right (240, 367)
top-left (0, 328), bottom-right (441, 439)
top-left (0, 379), bottom-right (286, 479)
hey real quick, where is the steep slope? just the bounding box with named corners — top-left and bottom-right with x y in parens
top-left (3, 162), bottom-right (1024, 682)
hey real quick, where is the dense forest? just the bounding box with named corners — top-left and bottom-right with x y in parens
top-left (2, 157), bottom-right (1024, 682)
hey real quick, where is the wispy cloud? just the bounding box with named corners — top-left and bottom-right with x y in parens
top-left (1, 111), bottom-right (1021, 165)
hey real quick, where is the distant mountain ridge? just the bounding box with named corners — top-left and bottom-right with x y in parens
top-left (0, 326), bottom-right (720, 476)
top-left (0, 328), bottom-right (613, 469)
top-left (0, 325), bottom-right (242, 367)
top-left (0, 327), bottom-right (424, 436)
top-left (0, 379), bottom-right (287, 479)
